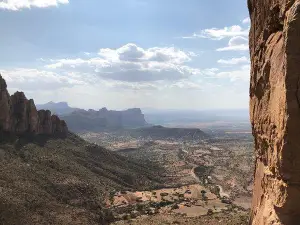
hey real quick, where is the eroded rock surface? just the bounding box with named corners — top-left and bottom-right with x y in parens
top-left (249, 0), bottom-right (300, 224)
top-left (0, 75), bottom-right (68, 137)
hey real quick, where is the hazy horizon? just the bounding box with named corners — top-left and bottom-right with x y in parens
top-left (36, 100), bottom-right (250, 112)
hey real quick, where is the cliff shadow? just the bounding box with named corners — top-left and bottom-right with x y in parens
top-left (0, 130), bottom-right (68, 150)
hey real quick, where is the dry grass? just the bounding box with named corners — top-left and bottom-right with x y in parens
top-left (0, 133), bottom-right (164, 225)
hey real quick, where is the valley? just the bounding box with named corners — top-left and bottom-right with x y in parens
top-left (80, 123), bottom-right (254, 224)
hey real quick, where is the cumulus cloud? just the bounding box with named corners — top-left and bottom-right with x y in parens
top-left (45, 43), bottom-right (201, 82)
top-left (183, 25), bottom-right (249, 40)
top-left (168, 80), bottom-right (202, 90)
top-left (104, 81), bottom-right (160, 91)
top-left (242, 17), bottom-right (250, 24)
top-left (0, 68), bottom-right (84, 91)
top-left (0, 0), bottom-right (69, 10)
top-left (215, 64), bottom-right (250, 82)
top-left (216, 36), bottom-right (249, 51)
top-left (217, 56), bottom-right (249, 65)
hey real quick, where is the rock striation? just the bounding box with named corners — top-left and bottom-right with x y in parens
top-left (0, 75), bottom-right (68, 137)
top-left (249, 0), bottom-right (300, 224)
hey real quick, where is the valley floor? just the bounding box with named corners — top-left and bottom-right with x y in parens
top-left (111, 212), bottom-right (249, 225)
top-left (81, 129), bottom-right (254, 224)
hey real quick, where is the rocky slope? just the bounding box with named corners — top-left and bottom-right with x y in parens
top-left (249, 0), bottom-right (300, 224)
top-left (0, 133), bottom-right (163, 225)
top-left (0, 75), bottom-right (68, 137)
top-left (0, 74), bottom-right (164, 224)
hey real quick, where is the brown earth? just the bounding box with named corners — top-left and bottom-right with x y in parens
top-left (0, 134), bottom-right (164, 225)
top-left (111, 212), bottom-right (249, 225)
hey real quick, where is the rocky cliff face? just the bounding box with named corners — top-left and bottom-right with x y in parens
top-left (249, 0), bottom-right (300, 224)
top-left (0, 75), bottom-right (68, 137)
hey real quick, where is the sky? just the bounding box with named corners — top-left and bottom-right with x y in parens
top-left (0, 0), bottom-right (250, 110)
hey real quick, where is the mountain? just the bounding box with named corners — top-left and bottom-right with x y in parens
top-left (0, 75), bottom-right (163, 224)
top-left (36, 101), bottom-right (79, 115)
top-left (0, 76), bottom-right (68, 137)
top-left (127, 125), bottom-right (208, 141)
top-left (62, 108), bottom-right (147, 132)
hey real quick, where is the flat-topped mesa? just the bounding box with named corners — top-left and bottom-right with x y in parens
top-left (0, 75), bottom-right (68, 137)
top-left (249, 0), bottom-right (300, 224)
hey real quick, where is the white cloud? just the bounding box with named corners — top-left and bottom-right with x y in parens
top-left (104, 81), bottom-right (160, 91)
top-left (215, 64), bottom-right (250, 82)
top-left (0, 68), bottom-right (84, 91)
top-left (45, 43), bottom-right (201, 82)
top-left (242, 17), bottom-right (250, 24)
top-left (202, 68), bottom-right (219, 76)
top-left (168, 80), bottom-right (202, 90)
top-left (218, 56), bottom-right (249, 65)
top-left (183, 25), bottom-right (249, 40)
top-left (216, 36), bottom-right (249, 51)
top-left (0, 0), bottom-right (69, 11)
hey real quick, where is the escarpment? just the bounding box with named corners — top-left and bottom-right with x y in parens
top-left (0, 75), bottom-right (68, 137)
top-left (249, 0), bottom-right (300, 224)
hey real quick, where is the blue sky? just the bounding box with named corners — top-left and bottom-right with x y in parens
top-left (0, 0), bottom-right (250, 110)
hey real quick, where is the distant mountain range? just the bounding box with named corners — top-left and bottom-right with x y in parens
top-left (36, 102), bottom-right (250, 133)
top-left (36, 101), bottom-right (79, 115)
top-left (37, 102), bottom-right (147, 132)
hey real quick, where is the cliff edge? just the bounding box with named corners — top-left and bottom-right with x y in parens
top-left (0, 75), bottom-right (68, 137)
top-left (249, 0), bottom-right (300, 224)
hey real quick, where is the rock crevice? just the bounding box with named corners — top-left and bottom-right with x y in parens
top-left (0, 75), bottom-right (68, 137)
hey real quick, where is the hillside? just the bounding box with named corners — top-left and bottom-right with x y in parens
top-left (0, 75), bottom-right (164, 224)
top-left (0, 133), bottom-right (164, 225)
top-left (128, 125), bottom-right (208, 141)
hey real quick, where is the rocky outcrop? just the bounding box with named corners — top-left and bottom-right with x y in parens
top-left (0, 75), bottom-right (68, 137)
top-left (249, 0), bottom-right (300, 224)
top-left (0, 76), bottom-right (12, 131)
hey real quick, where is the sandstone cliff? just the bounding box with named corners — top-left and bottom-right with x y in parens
top-left (0, 75), bottom-right (68, 137)
top-left (249, 0), bottom-right (300, 224)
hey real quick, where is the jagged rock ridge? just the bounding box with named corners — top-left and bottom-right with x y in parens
top-left (249, 0), bottom-right (300, 224)
top-left (0, 75), bottom-right (68, 136)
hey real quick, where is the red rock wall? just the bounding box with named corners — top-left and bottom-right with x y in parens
top-left (249, 0), bottom-right (300, 224)
top-left (0, 75), bottom-right (68, 137)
